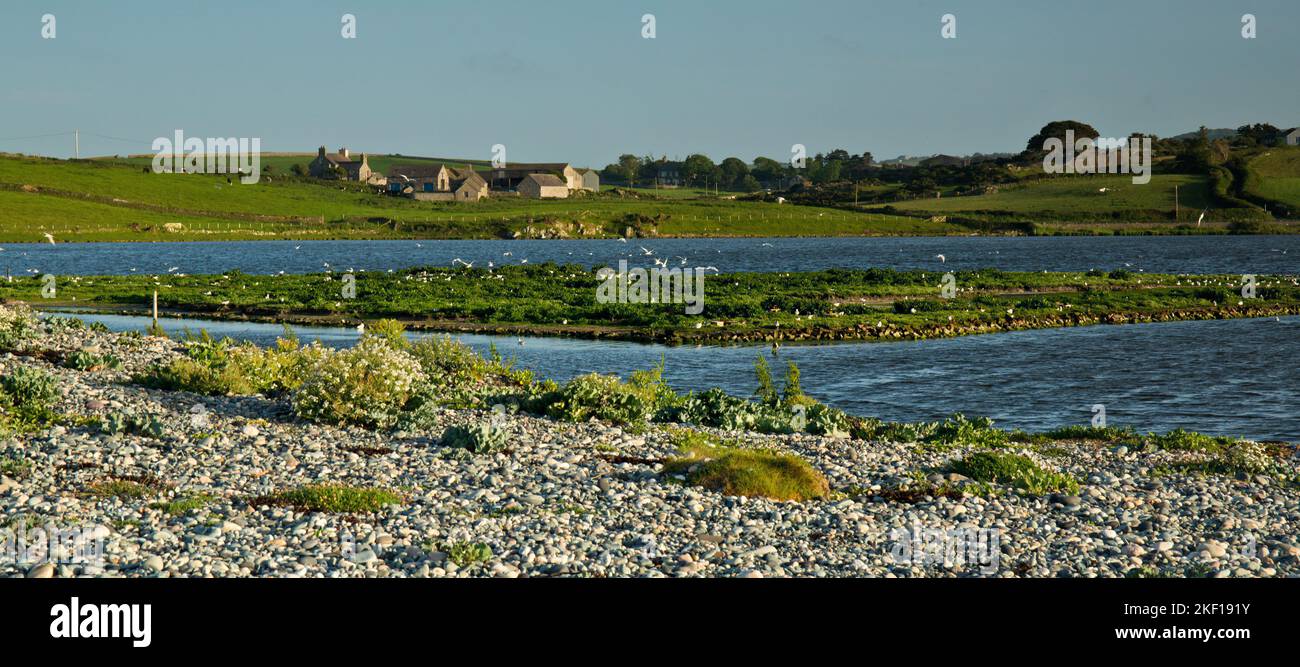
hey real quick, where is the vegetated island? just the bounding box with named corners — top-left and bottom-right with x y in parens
top-left (5, 266), bottom-right (1298, 344)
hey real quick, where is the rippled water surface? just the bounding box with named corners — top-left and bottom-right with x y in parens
top-left (65, 312), bottom-right (1300, 443)
top-left (6, 235), bottom-right (1298, 276)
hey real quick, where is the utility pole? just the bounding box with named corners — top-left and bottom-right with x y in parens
top-left (74, 129), bottom-right (79, 159)
top-left (1174, 185), bottom-right (1179, 220)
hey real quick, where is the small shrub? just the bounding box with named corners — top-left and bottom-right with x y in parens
top-left (442, 541), bottom-right (493, 567)
top-left (949, 452), bottom-right (1079, 495)
top-left (251, 484), bottom-right (402, 513)
top-left (781, 360), bottom-right (811, 406)
top-left (363, 318), bottom-right (409, 349)
top-left (754, 355), bottom-right (778, 405)
top-left (134, 331), bottom-right (313, 396)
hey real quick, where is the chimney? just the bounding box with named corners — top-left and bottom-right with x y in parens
top-left (318, 146), bottom-right (326, 156)
top-left (339, 147), bottom-right (349, 159)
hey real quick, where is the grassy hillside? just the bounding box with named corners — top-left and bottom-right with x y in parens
top-left (102, 152), bottom-right (500, 176)
top-left (880, 174), bottom-right (1210, 217)
top-left (1245, 147), bottom-right (1300, 212)
top-left (0, 154), bottom-right (939, 242)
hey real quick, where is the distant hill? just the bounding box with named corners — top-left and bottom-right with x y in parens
top-left (878, 152), bottom-right (1015, 167)
top-left (1169, 128), bottom-right (1238, 141)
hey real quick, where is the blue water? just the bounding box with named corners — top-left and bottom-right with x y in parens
top-left (5, 235), bottom-right (1298, 276)
top-left (63, 311), bottom-right (1300, 443)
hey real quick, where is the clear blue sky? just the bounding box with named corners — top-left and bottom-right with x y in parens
top-left (2, 0), bottom-right (1297, 167)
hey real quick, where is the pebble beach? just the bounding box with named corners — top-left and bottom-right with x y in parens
top-left (3, 311), bottom-right (1298, 579)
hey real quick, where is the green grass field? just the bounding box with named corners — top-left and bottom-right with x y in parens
top-left (880, 174), bottom-right (1211, 219)
top-left (1246, 147), bottom-right (1300, 210)
top-left (0, 154), bottom-right (941, 242)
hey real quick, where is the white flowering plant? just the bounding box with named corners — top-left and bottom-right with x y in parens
top-left (292, 337), bottom-right (427, 429)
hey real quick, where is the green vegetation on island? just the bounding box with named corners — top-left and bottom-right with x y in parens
top-left (7, 265), bottom-right (1298, 344)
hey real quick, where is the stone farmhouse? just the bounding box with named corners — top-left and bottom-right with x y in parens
top-left (448, 161), bottom-right (602, 199)
top-left (517, 173), bottom-right (570, 199)
top-left (308, 144), bottom-right (600, 201)
top-left (308, 147), bottom-right (385, 185)
top-left (1287, 128), bottom-right (1300, 146)
top-left (653, 160), bottom-right (684, 187)
top-left (387, 165), bottom-right (488, 202)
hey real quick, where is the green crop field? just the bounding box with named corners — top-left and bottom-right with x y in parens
top-left (0, 154), bottom-right (940, 242)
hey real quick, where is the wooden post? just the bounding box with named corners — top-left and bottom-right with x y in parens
top-left (1174, 185), bottom-right (1179, 221)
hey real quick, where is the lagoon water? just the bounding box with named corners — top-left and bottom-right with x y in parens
top-left (5, 235), bottom-right (1299, 276)
top-left (65, 311), bottom-right (1300, 443)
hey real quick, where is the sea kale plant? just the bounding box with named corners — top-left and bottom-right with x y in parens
top-left (0, 365), bottom-right (61, 431)
top-left (440, 421), bottom-right (508, 455)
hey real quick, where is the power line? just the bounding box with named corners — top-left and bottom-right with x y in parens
top-left (0, 131), bottom-right (75, 142)
top-left (85, 132), bottom-right (156, 145)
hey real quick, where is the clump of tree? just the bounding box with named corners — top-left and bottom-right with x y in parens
top-left (1020, 120), bottom-right (1100, 163)
top-left (1233, 123), bottom-right (1283, 148)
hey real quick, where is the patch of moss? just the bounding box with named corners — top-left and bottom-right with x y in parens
top-left (663, 429), bottom-right (829, 502)
top-left (90, 479), bottom-right (155, 499)
top-left (949, 452), bottom-right (1080, 495)
top-left (150, 492), bottom-right (215, 516)
top-left (0, 457), bottom-right (33, 478)
top-left (251, 484), bottom-right (402, 513)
